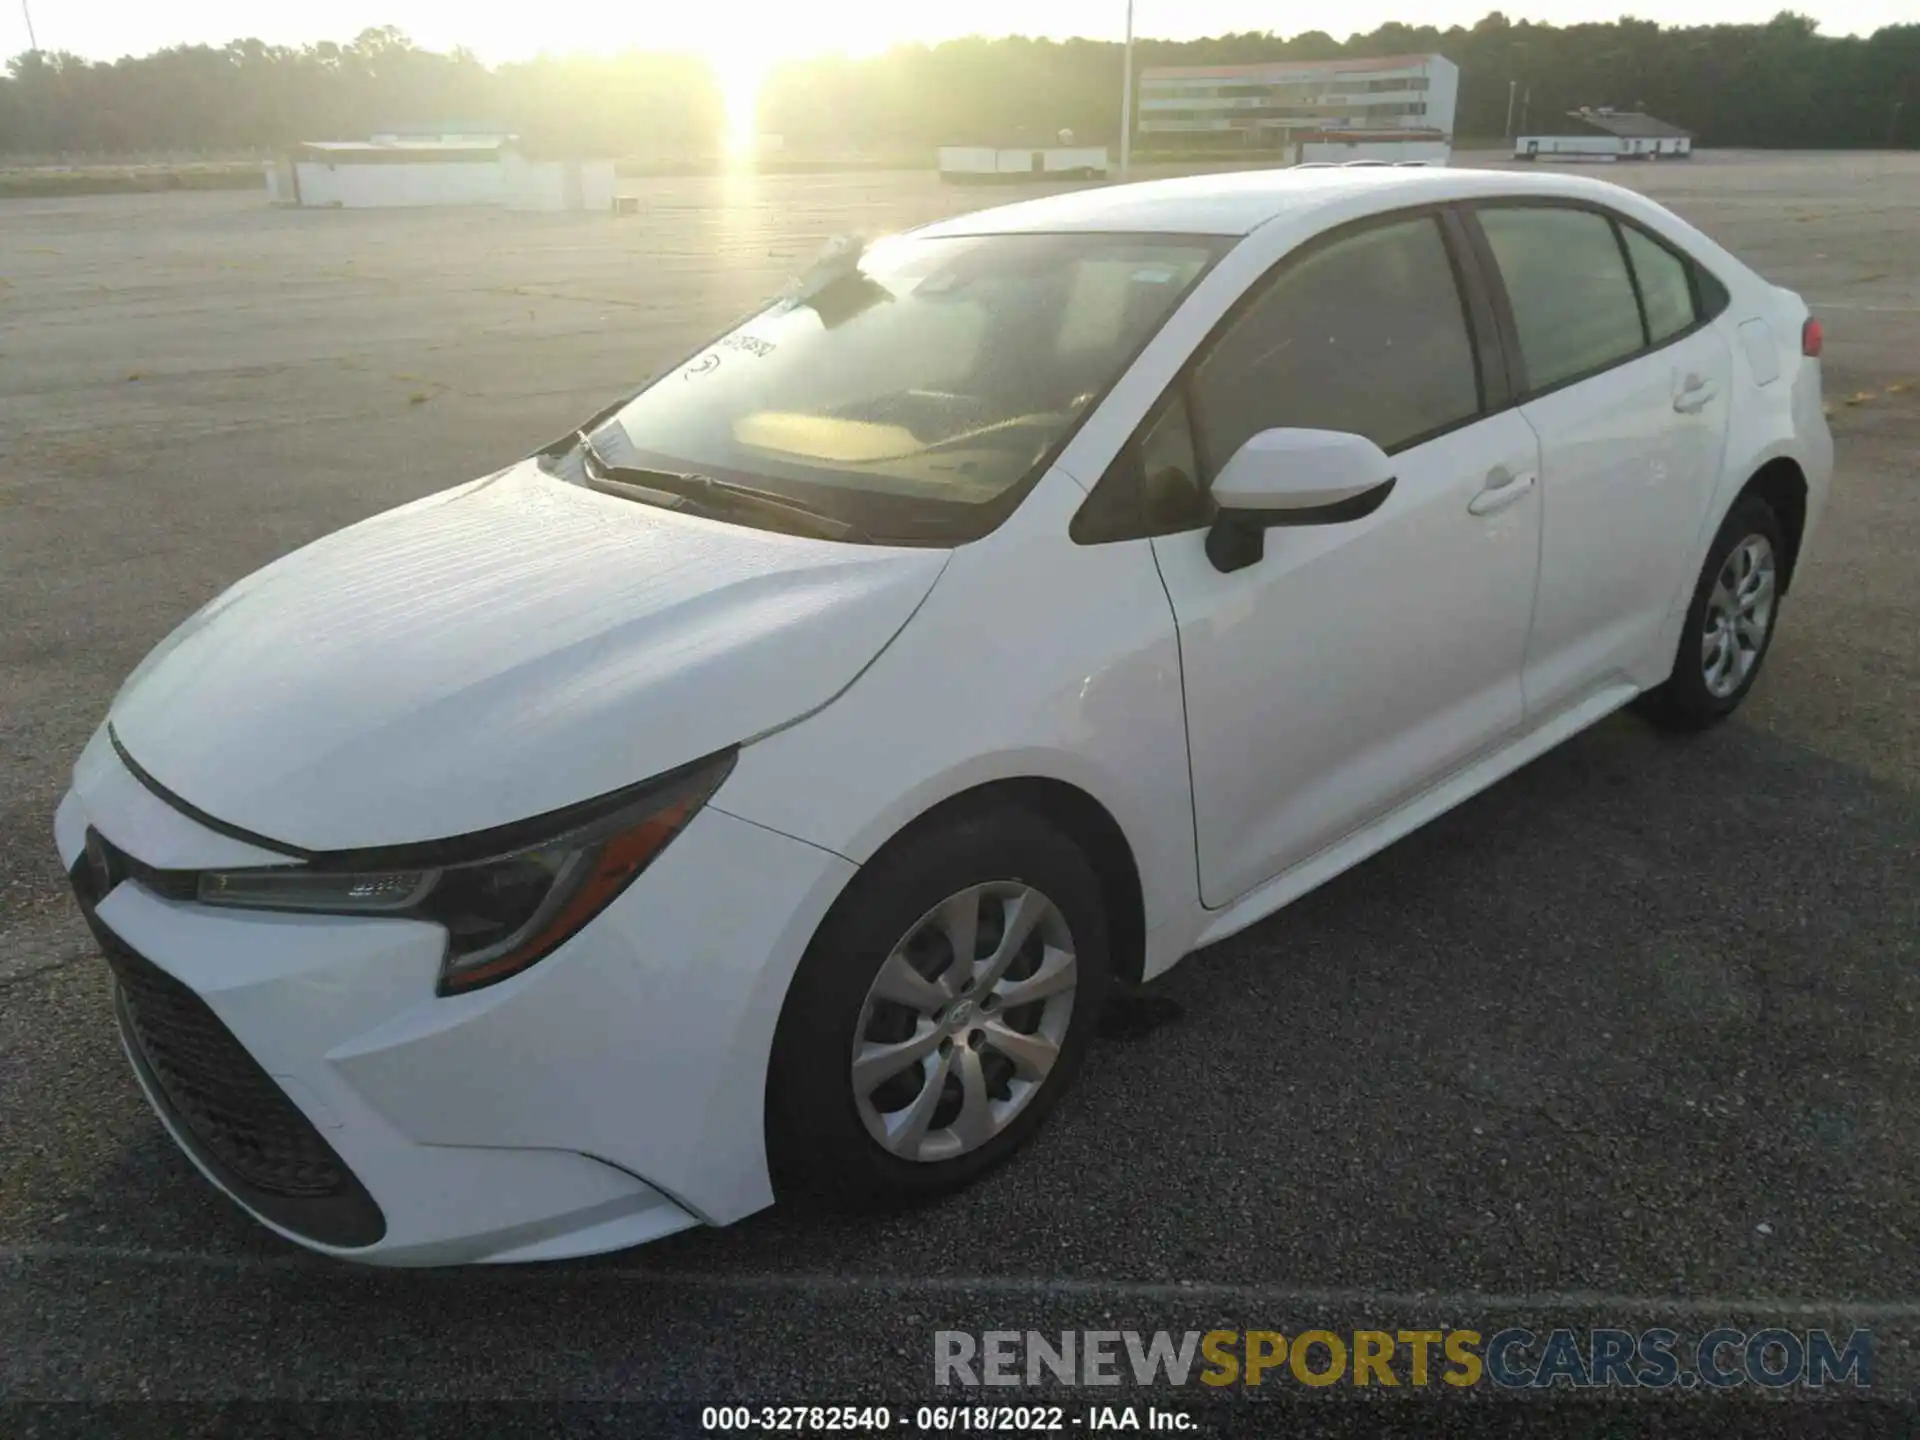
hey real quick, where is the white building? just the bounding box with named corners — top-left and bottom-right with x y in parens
top-left (1137, 53), bottom-right (1458, 163)
top-left (1516, 109), bottom-right (1694, 162)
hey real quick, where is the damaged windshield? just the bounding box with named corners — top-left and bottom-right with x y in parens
top-left (552, 231), bottom-right (1225, 544)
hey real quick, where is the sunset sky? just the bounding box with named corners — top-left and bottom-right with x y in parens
top-left (7, 0), bottom-right (1909, 66)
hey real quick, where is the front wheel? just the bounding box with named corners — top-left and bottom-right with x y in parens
top-left (765, 804), bottom-right (1109, 1207)
top-left (1638, 495), bottom-right (1786, 730)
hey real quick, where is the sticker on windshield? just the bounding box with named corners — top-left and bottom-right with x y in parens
top-left (1131, 266), bottom-right (1178, 283)
top-left (721, 333), bottom-right (777, 358)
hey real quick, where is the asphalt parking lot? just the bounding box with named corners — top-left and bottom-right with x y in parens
top-left (2, 151), bottom-right (1917, 1427)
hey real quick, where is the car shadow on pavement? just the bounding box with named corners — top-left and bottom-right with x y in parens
top-left (621, 708), bottom-right (1920, 1302)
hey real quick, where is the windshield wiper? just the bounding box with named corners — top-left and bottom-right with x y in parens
top-left (576, 431), bottom-right (704, 508)
top-left (576, 431), bottom-right (864, 543)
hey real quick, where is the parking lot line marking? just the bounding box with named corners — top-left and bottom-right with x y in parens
top-left (5, 1241), bottom-right (1920, 1319)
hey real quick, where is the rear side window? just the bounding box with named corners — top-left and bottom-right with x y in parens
top-left (1620, 225), bottom-right (1697, 343)
top-left (1191, 215), bottom-right (1481, 464)
top-left (1478, 206), bottom-right (1645, 393)
top-left (1696, 265), bottom-right (1731, 320)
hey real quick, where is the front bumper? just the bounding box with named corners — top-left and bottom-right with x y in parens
top-left (57, 733), bottom-right (857, 1266)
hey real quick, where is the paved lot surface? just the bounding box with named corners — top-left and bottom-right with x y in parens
top-left (2, 151), bottom-right (1917, 1425)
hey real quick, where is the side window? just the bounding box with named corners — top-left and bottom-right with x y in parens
top-left (1139, 394), bottom-right (1203, 530)
top-left (1478, 205), bottom-right (1646, 392)
top-left (1620, 224), bottom-right (1697, 344)
top-left (1696, 264), bottom-right (1731, 320)
top-left (1190, 215), bottom-right (1481, 466)
top-left (1070, 392), bottom-right (1205, 543)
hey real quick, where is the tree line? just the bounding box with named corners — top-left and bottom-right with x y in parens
top-left (3, 13), bottom-right (1916, 159)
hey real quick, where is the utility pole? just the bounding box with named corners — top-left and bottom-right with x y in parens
top-left (1119, 0), bottom-right (1135, 180)
top-left (1520, 85), bottom-right (1531, 134)
top-left (1505, 79), bottom-right (1517, 140)
top-left (20, 0), bottom-right (37, 51)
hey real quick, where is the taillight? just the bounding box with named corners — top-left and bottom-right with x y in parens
top-left (1802, 317), bottom-right (1824, 357)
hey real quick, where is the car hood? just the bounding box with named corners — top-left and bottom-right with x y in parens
top-left (108, 463), bottom-right (948, 852)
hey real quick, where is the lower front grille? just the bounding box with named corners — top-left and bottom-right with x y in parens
top-left (108, 943), bottom-right (346, 1198)
top-left (72, 843), bottom-right (386, 1248)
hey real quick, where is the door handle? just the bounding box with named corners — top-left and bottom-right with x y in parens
top-left (1673, 374), bottom-right (1719, 413)
top-left (1468, 468), bottom-right (1536, 516)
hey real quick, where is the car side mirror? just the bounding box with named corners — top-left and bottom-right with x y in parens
top-left (1205, 428), bottom-right (1397, 574)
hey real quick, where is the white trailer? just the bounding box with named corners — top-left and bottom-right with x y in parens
top-left (938, 146), bottom-right (1109, 183)
top-left (502, 153), bottom-right (618, 212)
top-left (1515, 135), bottom-right (1623, 162)
top-left (269, 140), bottom-right (620, 211)
top-left (1299, 137), bottom-right (1452, 165)
top-left (282, 142), bottom-right (507, 208)
top-left (1516, 133), bottom-right (1692, 161)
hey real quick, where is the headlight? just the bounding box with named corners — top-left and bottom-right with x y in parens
top-left (196, 750), bottom-right (735, 994)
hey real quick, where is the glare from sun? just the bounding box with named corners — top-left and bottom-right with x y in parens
top-left (717, 53), bottom-right (770, 156)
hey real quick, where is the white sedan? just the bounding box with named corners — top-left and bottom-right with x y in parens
top-left (59, 167), bottom-right (1832, 1265)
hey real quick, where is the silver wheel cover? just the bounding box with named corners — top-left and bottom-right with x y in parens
top-left (850, 883), bottom-right (1077, 1163)
top-left (1702, 534), bottom-right (1777, 699)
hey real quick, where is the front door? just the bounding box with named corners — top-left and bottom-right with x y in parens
top-left (1149, 212), bottom-right (1543, 907)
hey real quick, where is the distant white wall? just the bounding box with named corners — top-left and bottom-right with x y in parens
top-left (938, 146), bottom-right (1109, 180)
top-left (579, 162), bottom-right (617, 210)
top-left (371, 131), bottom-right (513, 144)
top-left (937, 146), bottom-right (998, 175)
top-left (1425, 57), bottom-right (1461, 137)
top-left (292, 160), bottom-right (504, 208)
top-left (502, 153), bottom-right (618, 211)
top-left (1035, 146), bottom-right (1108, 175)
top-left (263, 160), bottom-right (295, 204)
top-left (1300, 138), bottom-right (1452, 164)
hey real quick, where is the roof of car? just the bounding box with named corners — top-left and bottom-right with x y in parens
top-left (913, 166), bottom-right (1649, 240)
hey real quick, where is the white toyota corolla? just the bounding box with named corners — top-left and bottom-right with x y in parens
top-left (59, 167), bottom-right (1831, 1265)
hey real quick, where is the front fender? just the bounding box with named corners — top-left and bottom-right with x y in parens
top-left (713, 482), bottom-right (1199, 957)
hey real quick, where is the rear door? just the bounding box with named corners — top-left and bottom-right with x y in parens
top-left (1467, 202), bottom-right (1733, 718)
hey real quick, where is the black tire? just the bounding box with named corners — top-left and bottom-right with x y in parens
top-left (765, 802), bottom-right (1109, 1208)
top-left (1637, 494), bottom-right (1787, 731)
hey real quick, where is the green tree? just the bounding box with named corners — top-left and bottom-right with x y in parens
top-left (3, 16), bottom-right (1916, 157)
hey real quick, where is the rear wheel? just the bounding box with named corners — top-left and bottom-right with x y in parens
top-left (766, 804), bottom-right (1108, 1206)
top-left (1638, 495), bottom-right (1786, 730)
